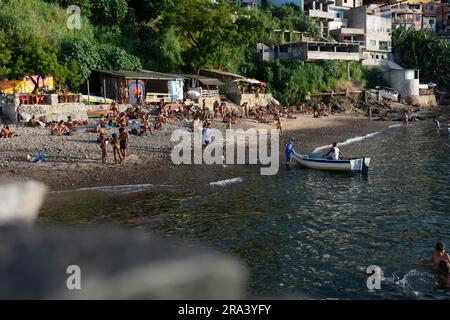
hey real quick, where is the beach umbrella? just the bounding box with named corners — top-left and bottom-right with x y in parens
top-left (186, 90), bottom-right (201, 99)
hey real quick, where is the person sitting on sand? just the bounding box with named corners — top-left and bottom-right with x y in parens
top-left (65, 116), bottom-right (74, 129)
top-left (130, 127), bottom-right (145, 137)
top-left (155, 116), bottom-right (163, 131)
top-left (51, 121), bottom-right (69, 136)
top-left (1, 125), bottom-right (16, 138)
top-left (432, 242), bottom-right (450, 271)
top-left (111, 133), bottom-right (122, 164)
top-left (99, 115), bottom-right (108, 127)
top-left (287, 107), bottom-right (297, 120)
top-left (323, 142), bottom-right (344, 161)
top-left (27, 115), bottom-right (39, 128)
top-left (119, 127), bottom-right (130, 161)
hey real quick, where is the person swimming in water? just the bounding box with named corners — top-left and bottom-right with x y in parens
top-left (434, 117), bottom-right (441, 129)
top-left (432, 242), bottom-right (450, 271)
top-left (285, 138), bottom-right (295, 165)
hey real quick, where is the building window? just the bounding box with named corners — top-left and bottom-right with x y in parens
top-left (414, 70), bottom-right (419, 79)
top-left (376, 55), bottom-right (379, 59)
top-left (370, 40), bottom-right (377, 47)
top-left (416, 15), bottom-right (421, 21)
top-left (379, 41), bottom-right (389, 51)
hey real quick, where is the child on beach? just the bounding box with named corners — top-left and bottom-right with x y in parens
top-left (98, 130), bottom-right (108, 164)
top-left (276, 115), bottom-right (283, 138)
top-left (111, 133), bottom-right (122, 164)
top-left (403, 111), bottom-right (409, 126)
top-left (119, 127), bottom-right (130, 161)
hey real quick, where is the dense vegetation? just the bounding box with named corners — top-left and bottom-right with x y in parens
top-left (0, 0), bottom-right (439, 105)
top-left (392, 27), bottom-right (450, 90)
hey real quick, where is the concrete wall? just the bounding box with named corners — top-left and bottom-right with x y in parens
top-left (226, 93), bottom-right (273, 107)
top-left (390, 69), bottom-right (420, 98)
top-left (19, 104), bottom-right (88, 122)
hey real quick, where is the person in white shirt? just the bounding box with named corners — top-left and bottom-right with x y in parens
top-left (323, 142), bottom-right (344, 160)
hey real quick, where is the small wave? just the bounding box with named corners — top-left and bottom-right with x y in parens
top-left (389, 124), bottom-right (403, 128)
top-left (209, 177), bottom-right (244, 187)
top-left (313, 131), bottom-right (381, 153)
top-left (395, 269), bottom-right (437, 297)
top-left (52, 183), bottom-right (174, 194)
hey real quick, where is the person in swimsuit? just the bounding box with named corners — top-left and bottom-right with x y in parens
top-left (119, 127), bottom-right (130, 161)
top-left (434, 117), bottom-right (441, 129)
top-left (111, 133), bottom-right (122, 164)
top-left (98, 130), bottom-right (108, 164)
top-left (432, 242), bottom-right (450, 271)
top-left (403, 111), bottom-right (409, 126)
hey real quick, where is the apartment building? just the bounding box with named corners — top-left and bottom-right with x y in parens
top-left (347, 4), bottom-right (392, 65)
top-left (390, 2), bottom-right (423, 30)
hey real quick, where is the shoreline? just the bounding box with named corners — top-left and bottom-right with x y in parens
top-left (1, 106), bottom-right (447, 192)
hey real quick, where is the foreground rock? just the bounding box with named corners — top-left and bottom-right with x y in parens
top-left (0, 224), bottom-right (247, 299)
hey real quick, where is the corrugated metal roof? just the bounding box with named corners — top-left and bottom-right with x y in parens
top-left (93, 70), bottom-right (182, 80)
top-left (180, 74), bottom-right (223, 86)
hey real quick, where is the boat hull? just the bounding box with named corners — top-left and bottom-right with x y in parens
top-left (292, 151), bottom-right (370, 173)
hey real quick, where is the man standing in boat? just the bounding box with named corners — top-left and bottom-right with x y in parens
top-left (323, 142), bottom-right (344, 160)
top-left (285, 138), bottom-right (295, 165)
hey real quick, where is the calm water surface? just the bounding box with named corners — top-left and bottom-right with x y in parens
top-left (40, 121), bottom-right (450, 299)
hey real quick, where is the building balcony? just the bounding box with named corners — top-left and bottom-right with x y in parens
top-left (306, 50), bottom-right (360, 61)
top-left (308, 9), bottom-right (334, 20)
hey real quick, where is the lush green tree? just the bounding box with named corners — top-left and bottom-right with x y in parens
top-left (273, 4), bottom-right (320, 37)
top-left (98, 45), bottom-right (142, 71)
top-left (126, 0), bottom-right (173, 22)
top-left (3, 33), bottom-right (68, 92)
top-left (92, 0), bottom-right (129, 26)
top-left (393, 27), bottom-right (450, 89)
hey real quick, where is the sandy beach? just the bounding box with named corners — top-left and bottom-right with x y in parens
top-left (0, 106), bottom-right (447, 192)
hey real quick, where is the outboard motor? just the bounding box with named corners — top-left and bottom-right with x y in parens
top-left (362, 157), bottom-right (370, 174)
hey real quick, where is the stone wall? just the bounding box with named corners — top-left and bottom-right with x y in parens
top-left (406, 95), bottom-right (438, 107)
top-left (225, 93), bottom-right (273, 107)
top-left (20, 104), bottom-right (88, 122)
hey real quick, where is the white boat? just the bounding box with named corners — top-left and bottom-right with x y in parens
top-left (292, 151), bottom-right (371, 174)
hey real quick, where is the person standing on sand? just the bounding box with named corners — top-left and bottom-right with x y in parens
top-left (285, 138), bottom-right (295, 165)
top-left (98, 130), bottom-right (108, 164)
top-left (111, 133), bottom-right (122, 164)
top-left (368, 105), bottom-right (372, 121)
top-left (119, 127), bottom-right (130, 161)
top-left (403, 111), bottom-right (409, 126)
top-left (276, 115), bottom-right (283, 138)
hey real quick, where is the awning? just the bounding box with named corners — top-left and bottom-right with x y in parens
top-left (198, 78), bottom-right (222, 86)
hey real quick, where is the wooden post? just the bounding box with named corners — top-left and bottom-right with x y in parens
top-left (87, 80), bottom-right (90, 105)
top-left (103, 78), bottom-right (107, 103)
